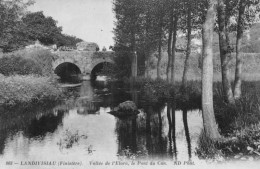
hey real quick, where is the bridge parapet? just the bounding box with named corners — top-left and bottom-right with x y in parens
top-left (52, 50), bottom-right (115, 80)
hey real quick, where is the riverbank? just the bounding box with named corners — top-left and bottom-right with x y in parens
top-left (0, 75), bottom-right (62, 106)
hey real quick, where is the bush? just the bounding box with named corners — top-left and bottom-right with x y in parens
top-left (0, 75), bottom-right (62, 106)
top-left (0, 55), bottom-right (42, 76)
top-left (1, 48), bottom-right (55, 76)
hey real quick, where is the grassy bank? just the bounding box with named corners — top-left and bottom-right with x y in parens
top-left (0, 75), bottom-right (62, 106)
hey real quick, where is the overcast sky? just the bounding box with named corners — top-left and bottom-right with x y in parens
top-left (29, 0), bottom-right (115, 49)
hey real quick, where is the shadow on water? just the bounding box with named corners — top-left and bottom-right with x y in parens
top-left (0, 80), bottom-right (203, 162)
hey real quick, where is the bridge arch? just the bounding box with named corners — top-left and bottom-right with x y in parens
top-left (52, 58), bottom-right (83, 73)
top-left (54, 62), bottom-right (82, 81)
top-left (90, 59), bottom-right (115, 79)
top-left (90, 59), bottom-right (115, 72)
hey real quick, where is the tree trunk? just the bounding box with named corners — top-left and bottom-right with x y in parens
top-left (202, 0), bottom-right (221, 139)
top-left (217, 0), bottom-right (235, 104)
top-left (234, 0), bottom-right (246, 99)
top-left (157, 14), bottom-right (164, 79)
top-left (182, 4), bottom-right (192, 88)
top-left (131, 30), bottom-right (137, 80)
top-left (171, 15), bottom-right (178, 85)
top-left (157, 39), bottom-right (162, 79)
top-left (144, 51), bottom-right (150, 78)
top-left (131, 50), bottom-right (138, 79)
top-left (144, 10), bottom-right (151, 79)
top-left (167, 9), bottom-right (174, 82)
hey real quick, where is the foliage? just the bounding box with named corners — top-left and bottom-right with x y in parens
top-left (109, 45), bottom-right (132, 78)
top-left (0, 0), bottom-right (34, 52)
top-left (0, 55), bottom-right (42, 76)
top-left (197, 125), bottom-right (260, 161)
top-left (21, 11), bottom-right (83, 47)
top-left (15, 48), bottom-right (54, 76)
top-left (54, 34), bottom-right (83, 47)
top-left (139, 78), bottom-right (173, 102)
top-left (0, 3), bottom-right (82, 52)
top-left (217, 125), bottom-right (260, 159)
top-left (0, 48), bottom-right (55, 76)
top-left (214, 81), bottom-right (260, 133)
top-left (0, 75), bottom-right (62, 105)
top-left (21, 11), bottom-right (62, 45)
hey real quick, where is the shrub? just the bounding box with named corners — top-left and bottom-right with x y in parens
top-left (0, 75), bottom-right (62, 106)
top-left (0, 55), bottom-right (42, 76)
top-left (1, 48), bottom-right (55, 76)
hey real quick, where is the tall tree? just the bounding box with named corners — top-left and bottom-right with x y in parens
top-left (182, 0), bottom-right (192, 88)
top-left (217, 0), bottom-right (236, 104)
top-left (156, 0), bottom-right (167, 79)
top-left (234, 0), bottom-right (247, 99)
top-left (113, 0), bottom-right (144, 79)
top-left (166, 0), bottom-right (174, 82)
top-left (202, 0), bottom-right (221, 139)
top-left (170, 14), bottom-right (178, 85)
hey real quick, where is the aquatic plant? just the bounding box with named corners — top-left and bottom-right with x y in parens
top-left (117, 146), bottom-right (148, 160)
top-left (57, 129), bottom-right (88, 150)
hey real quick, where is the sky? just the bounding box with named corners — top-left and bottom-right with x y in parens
top-left (29, 0), bottom-right (115, 49)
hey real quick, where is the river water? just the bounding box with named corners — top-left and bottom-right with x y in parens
top-left (0, 80), bottom-right (207, 168)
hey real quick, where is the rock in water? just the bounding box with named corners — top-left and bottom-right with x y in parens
top-left (108, 101), bottom-right (139, 118)
top-left (118, 101), bottom-right (137, 111)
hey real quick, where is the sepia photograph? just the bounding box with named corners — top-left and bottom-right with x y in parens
top-left (0, 0), bottom-right (260, 169)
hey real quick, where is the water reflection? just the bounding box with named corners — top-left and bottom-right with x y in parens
top-left (183, 109), bottom-right (192, 159)
top-left (23, 110), bottom-right (65, 139)
top-left (0, 81), bottom-right (204, 165)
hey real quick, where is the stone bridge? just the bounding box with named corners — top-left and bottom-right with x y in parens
top-left (52, 51), bottom-right (115, 80)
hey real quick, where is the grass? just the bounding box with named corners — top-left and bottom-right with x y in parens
top-left (0, 75), bottom-right (62, 106)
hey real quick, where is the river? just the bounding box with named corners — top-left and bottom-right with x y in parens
top-left (0, 80), bottom-right (206, 168)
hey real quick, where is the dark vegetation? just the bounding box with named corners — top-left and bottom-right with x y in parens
top-left (0, 1), bottom-right (82, 53)
top-left (0, 47), bottom-right (62, 107)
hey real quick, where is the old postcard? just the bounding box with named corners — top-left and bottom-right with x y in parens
top-left (0, 0), bottom-right (260, 169)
